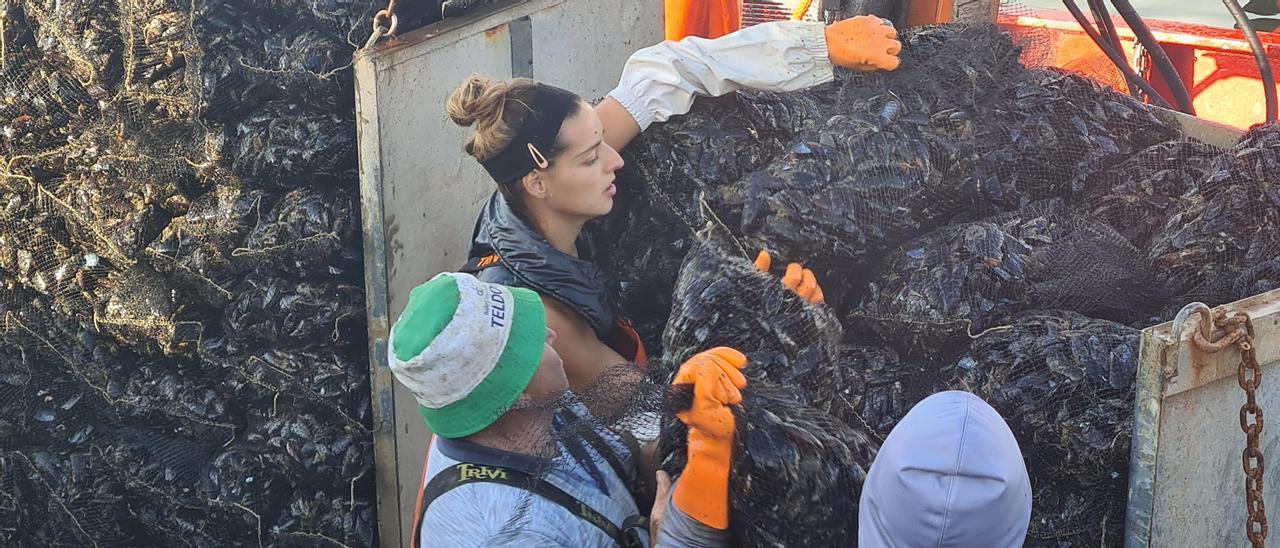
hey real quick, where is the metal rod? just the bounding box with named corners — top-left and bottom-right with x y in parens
top-left (1109, 0), bottom-right (1196, 114)
top-left (1062, 0), bottom-right (1175, 109)
top-left (1224, 0), bottom-right (1278, 123)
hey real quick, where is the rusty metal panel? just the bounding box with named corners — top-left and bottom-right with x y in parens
top-left (1126, 289), bottom-right (1280, 547)
top-left (353, 1), bottom-right (662, 545)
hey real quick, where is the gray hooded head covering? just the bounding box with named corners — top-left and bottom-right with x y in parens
top-left (859, 390), bottom-right (1032, 547)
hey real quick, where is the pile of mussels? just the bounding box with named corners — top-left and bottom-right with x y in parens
top-left (597, 23), bottom-right (1280, 547)
top-left (0, 1), bottom-right (377, 545)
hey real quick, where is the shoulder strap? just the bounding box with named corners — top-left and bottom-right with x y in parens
top-left (416, 463), bottom-right (647, 547)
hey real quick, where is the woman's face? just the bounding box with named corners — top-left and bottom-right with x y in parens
top-left (528, 101), bottom-right (625, 220)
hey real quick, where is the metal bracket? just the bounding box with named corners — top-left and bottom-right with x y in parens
top-left (509, 15), bottom-right (533, 78)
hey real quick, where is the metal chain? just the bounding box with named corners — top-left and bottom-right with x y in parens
top-left (364, 0), bottom-right (399, 49)
top-left (375, 0), bottom-right (399, 36)
top-left (1193, 307), bottom-right (1268, 547)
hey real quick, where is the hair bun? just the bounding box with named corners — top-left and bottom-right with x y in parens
top-left (447, 74), bottom-right (507, 128)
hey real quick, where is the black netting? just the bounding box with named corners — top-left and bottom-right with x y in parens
top-left (1149, 123), bottom-right (1280, 304)
top-left (1, 1), bottom-right (376, 545)
top-left (851, 202), bottom-right (1161, 356)
top-left (948, 310), bottom-right (1139, 545)
top-left (658, 243), bottom-right (877, 547)
top-left (1085, 137), bottom-right (1220, 249)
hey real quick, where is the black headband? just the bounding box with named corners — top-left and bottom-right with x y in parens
top-left (480, 83), bottom-right (578, 184)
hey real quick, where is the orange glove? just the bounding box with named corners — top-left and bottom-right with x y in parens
top-left (824, 14), bottom-right (902, 72)
top-left (672, 347), bottom-right (748, 529)
top-left (754, 251), bottom-right (826, 304)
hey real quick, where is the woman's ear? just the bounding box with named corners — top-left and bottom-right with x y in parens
top-left (522, 171), bottom-right (549, 200)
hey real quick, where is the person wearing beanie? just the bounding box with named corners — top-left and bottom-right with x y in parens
top-left (859, 390), bottom-right (1033, 548)
top-left (389, 272), bottom-right (745, 547)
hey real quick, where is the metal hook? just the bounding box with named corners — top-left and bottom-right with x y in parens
top-left (1172, 301), bottom-right (1211, 343)
top-left (372, 10), bottom-right (399, 37)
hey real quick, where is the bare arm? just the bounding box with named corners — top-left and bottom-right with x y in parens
top-left (598, 97), bottom-right (643, 153)
top-left (541, 296), bottom-right (629, 392)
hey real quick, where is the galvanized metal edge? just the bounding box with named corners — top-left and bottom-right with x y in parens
top-left (1125, 327), bottom-right (1171, 548)
top-left (1160, 108), bottom-right (1242, 148)
top-left (353, 50), bottom-right (402, 548)
top-left (362, 0), bottom-right (568, 71)
top-left (1125, 288), bottom-right (1280, 546)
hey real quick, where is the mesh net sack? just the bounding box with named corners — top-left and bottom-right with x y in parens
top-left (487, 241), bottom-right (879, 547)
top-left (1149, 123), bottom-right (1280, 305)
top-left (1, 1), bottom-right (377, 545)
top-left (656, 242), bottom-right (877, 547)
top-left (947, 309), bottom-right (1140, 545)
top-left (849, 201), bottom-right (1163, 356)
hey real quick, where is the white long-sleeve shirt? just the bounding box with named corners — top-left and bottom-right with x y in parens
top-left (609, 20), bottom-right (835, 131)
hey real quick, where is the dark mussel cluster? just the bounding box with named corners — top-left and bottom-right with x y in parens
top-left (1, 1), bottom-right (375, 545)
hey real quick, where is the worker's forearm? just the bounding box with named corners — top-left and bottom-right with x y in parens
top-left (597, 97), bottom-right (642, 152)
top-left (672, 443), bottom-right (733, 529)
top-left (608, 20), bottom-right (834, 134)
top-left (659, 476), bottom-right (732, 547)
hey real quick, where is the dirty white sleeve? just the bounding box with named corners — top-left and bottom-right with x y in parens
top-left (608, 20), bottom-right (834, 131)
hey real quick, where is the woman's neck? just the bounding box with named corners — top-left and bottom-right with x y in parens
top-left (531, 209), bottom-right (587, 258)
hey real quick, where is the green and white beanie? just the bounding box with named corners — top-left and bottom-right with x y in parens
top-left (388, 272), bottom-right (546, 439)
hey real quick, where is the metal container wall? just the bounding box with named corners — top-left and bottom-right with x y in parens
top-left (1127, 284), bottom-right (1280, 546)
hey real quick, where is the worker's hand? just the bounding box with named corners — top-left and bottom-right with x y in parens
top-left (649, 470), bottom-right (672, 541)
top-left (754, 250), bottom-right (826, 304)
top-left (674, 347), bottom-right (748, 443)
top-left (672, 346), bottom-right (746, 529)
top-left (824, 14), bottom-right (902, 72)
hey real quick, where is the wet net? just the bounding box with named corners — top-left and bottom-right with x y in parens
top-left (0, 1), bottom-right (378, 546)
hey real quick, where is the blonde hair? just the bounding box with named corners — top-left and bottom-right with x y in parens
top-left (446, 75), bottom-right (541, 162)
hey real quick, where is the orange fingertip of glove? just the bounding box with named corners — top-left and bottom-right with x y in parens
top-left (754, 250), bottom-right (772, 273)
top-left (782, 263), bottom-right (826, 304)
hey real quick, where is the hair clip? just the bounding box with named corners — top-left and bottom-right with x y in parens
top-left (528, 143), bottom-right (550, 169)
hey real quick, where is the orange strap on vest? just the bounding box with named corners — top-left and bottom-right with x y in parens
top-left (665, 0), bottom-right (741, 40)
top-left (611, 319), bottom-right (649, 367)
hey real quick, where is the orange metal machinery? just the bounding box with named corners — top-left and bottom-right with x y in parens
top-left (999, 8), bottom-right (1280, 130)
